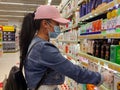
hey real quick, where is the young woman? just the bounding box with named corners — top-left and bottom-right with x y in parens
top-left (19, 5), bottom-right (112, 90)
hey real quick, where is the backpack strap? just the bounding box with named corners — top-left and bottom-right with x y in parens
top-left (20, 40), bottom-right (51, 90)
top-left (20, 41), bottom-right (41, 71)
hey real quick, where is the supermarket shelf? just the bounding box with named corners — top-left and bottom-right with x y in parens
top-left (79, 34), bottom-right (104, 39)
top-left (60, 49), bottom-right (120, 72)
top-left (72, 23), bottom-right (78, 29)
top-left (66, 53), bottom-right (78, 61)
top-left (62, 24), bottom-right (78, 32)
top-left (62, 27), bottom-right (72, 32)
top-left (62, 25), bottom-right (78, 33)
top-left (3, 49), bottom-right (19, 53)
top-left (64, 0), bottom-right (84, 18)
top-left (80, 61), bottom-right (88, 67)
top-left (78, 52), bottom-right (120, 72)
top-left (59, 49), bottom-right (65, 55)
top-left (78, 0), bottom-right (85, 5)
top-left (59, 49), bottom-right (78, 61)
top-left (78, 33), bottom-right (120, 39)
top-left (58, 40), bottom-right (79, 43)
top-left (50, 38), bottom-right (57, 41)
top-left (79, 1), bottom-right (115, 22)
top-left (117, 0), bottom-right (120, 4)
top-left (2, 41), bottom-right (15, 43)
top-left (60, 50), bottom-right (88, 68)
top-left (60, 0), bottom-right (70, 12)
top-left (65, 6), bottom-right (78, 18)
top-left (99, 85), bottom-right (109, 90)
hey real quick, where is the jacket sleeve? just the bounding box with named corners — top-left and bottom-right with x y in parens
top-left (39, 42), bottom-right (103, 86)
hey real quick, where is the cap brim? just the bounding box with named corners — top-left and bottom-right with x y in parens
top-left (52, 18), bottom-right (70, 25)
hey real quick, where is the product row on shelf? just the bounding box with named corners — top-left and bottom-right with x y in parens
top-left (56, 38), bottom-right (120, 66)
top-left (78, 9), bottom-right (120, 36)
top-left (60, 0), bottom-right (120, 31)
top-left (58, 30), bottom-right (78, 41)
top-left (52, 40), bottom-right (120, 90)
top-left (79, 0), bottom-right (113, 18)
top-left (0, 26), bottom-right (20, 55)
top-left (57, 0), bottom-right (120, 90)
top-left (81, 39), bottom-right (120, 63)
top-left (79, 0), bottom-right (120, 22)
top-left (59, 2), bottom-right (120, 42)
top-left (0, 26), bottom-right (2, 57)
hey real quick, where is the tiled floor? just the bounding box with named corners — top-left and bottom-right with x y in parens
top-left (0, 52), bottom-right (19, 82)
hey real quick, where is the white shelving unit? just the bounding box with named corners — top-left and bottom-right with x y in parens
top-left (57, 0), bottom-right (120, 90)
top-left (2, 26), bottom-right (16, 53)
top-left (0, 27), bottom-right (3, 57)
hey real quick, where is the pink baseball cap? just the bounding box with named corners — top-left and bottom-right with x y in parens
top-left (34, 5), bottom-right (69, 25)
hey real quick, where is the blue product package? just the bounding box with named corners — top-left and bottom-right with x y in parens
top-left (91, 0), bottom-right (96, 10)
top-left (98, 0), bottom-right (102, 5)
top-left (82, 3), bottom-right (87, 16)
top-left (80, 3), bottom-right (86, 17)
top-left (80, 4), bottom-right (84, 17)
top-left (107, 0), bottom-right (113, 3)
top-left (95, 0), bottom-right (102, 8)
top-left (102, 0), bottom-right (108, 3)
top-left (86, 2), bottom-right (89, 14)
top-left (88, 1), bottom-right (92, 13)
top-left (80, 5), bottom-right (83, 17)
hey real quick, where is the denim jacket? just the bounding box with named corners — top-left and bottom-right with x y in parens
top-left (24, 36), bottom-right (103, 89)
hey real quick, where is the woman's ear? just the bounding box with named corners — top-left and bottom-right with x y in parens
top-left (41, 20), bottom-right (49, 29)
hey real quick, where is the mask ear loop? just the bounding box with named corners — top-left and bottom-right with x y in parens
top-left (46, 20), bottom-right (53, 28)
top-left (45, 20), bottom-right (53, 41)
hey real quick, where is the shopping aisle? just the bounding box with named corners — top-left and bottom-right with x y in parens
top-left (0, 52), bottom-right (19, 82)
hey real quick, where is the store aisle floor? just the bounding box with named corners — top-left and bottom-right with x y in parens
top-left (0, 52), bottom-right (19, 82)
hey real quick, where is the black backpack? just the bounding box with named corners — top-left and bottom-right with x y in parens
top-left (4, 41), bottom-right (49, 90)
top-left (4, 65), bottom-right (27, 90)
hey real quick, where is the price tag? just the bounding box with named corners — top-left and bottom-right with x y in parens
top-left (95, 59), bottom-right (99, 63)
top-left (106, 34), bottom-right (110, 38)
top-left (88, 56), bottom-right (91, 61)
top-left (109, 34), bottom-right (112, 38)
top-left (117, 0), bottom-right (120, 4)
top-left (98, 34), bottom-right (103, 39)
top-left (90, 59), bottom-right (93, 62)
top-left (114, 66), bottom-right (120, 72)
top-left (81, 62), bottom-right (88, 67)
top-left (116, 33), bottom-right (120, 38)
top-left (104, 62), bottom-right (108, 68)
top-left (89, 59), bottom-right (92, 62)
top-left (113, 33), bottom-right (117, 38)
top-left (100, 61), bottom-right (104, 65)
top-left (109, 1), bottom-right (114, 8)
top-left (118, 33), bottom-right (120, 37)
top-left (108, 64), bottom-right (115, 70)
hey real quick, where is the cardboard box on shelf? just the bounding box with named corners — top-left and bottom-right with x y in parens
top-left (100, 66), bottom-right (114, 90)
top-left (114, 73), bottom-right (120, 90)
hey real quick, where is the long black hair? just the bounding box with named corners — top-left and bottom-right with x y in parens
top-left (19, 13), bottom-right (42, 63)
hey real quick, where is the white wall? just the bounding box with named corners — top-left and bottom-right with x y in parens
top-left (8, 20), bottom-right (22, 29)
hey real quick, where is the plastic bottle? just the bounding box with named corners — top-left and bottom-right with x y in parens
top-left (105, 39), bottom-right (111, 60)
top-left (95, 40), bottom-right (102, 58)
top-left (117, 5), bottom-right (120, 16)
top-left (111, 7), bottom-right (118, 18)
top-left (93, 40), bottom-right (97, 56)
top-left (107, 11), bottom-right (112, 19)
top-left (101, 40), bottom-right (107, 59)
